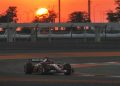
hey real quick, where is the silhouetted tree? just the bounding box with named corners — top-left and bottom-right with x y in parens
top-left (107, 0), bottom-right (120, 22)
top-left (66, 11), bottom-right (89, 31)
top-left (33, 10), bottom-right (57, 23)
top-left (68, 11), bottom-right (89, 23)
top-left (0, 6), bottom-right (18, 23)
top-left (32, 10), bottom-right (57, 33)
top-left (106, 11), bottom-right (118, 22)
top-left (47, 10), bottom-right (57, 22)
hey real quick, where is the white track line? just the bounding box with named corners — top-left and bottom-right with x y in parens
top-left (82, 61), bottom-right (120, 65)
top-left (110, 76), bottom-right (120, 78)
top-left (75, 73), bottom-right (120, 78)
top-left (73, 61), bottom-right (120, 78)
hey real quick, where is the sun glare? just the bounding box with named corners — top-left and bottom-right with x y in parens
top-left (36, 8), bottom-right (49, 16)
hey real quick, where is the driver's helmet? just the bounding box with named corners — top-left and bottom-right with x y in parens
top-left (43, 56), bottom-right (54, 63)
top-left (43, 56), bottom-right (49, 61)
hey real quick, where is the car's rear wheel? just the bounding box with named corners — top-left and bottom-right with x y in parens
top-left (63, 64), bottom-right (72, 75)
top-left (24, 62), bottom-right (33, 74)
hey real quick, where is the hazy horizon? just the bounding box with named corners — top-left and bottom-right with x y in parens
top-left (0, 0), bottom-right (115, 23)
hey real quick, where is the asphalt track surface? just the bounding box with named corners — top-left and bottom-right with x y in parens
top-left (0, 52), bottom-right (120, 86)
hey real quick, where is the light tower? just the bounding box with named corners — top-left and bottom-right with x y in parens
top-left (58, 0), bottom-right (61, 23)
top-left (88, 0), bottom-right (91, 22)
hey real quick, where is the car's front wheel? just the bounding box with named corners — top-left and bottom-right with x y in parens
top-left (63, 64), bottom-right (72, 75)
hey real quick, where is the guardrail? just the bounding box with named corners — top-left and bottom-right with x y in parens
top-left (0, 22), bottom-right (120, 42)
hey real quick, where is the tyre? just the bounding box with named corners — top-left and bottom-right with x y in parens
top-left (63, 64), bottom-right (72, 75)
top-left (24, 62), bottom-right (33, 74)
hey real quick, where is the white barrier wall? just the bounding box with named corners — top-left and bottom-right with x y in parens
top-left (0, 23), bottom-right (120, 42)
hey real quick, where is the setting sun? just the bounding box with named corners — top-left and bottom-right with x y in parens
top-left (36, 8), bottom-right (49, 17)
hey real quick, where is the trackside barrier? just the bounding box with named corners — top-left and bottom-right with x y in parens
top-left (0, 23), bottom-right (120, 42)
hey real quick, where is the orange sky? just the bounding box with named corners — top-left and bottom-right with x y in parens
top-left (0, 0), bottom-right (115, 23)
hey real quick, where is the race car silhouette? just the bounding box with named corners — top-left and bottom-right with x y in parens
top-left (24, 58), bottom-right (74, 75)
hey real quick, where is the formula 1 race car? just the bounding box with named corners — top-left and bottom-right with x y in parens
top-left (24, 58), bottom-right (74, 75)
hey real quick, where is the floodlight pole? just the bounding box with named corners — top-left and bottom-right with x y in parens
top-left (88, 0), bottom-right (91, 22)
top-left (58, 0), bottom-right (61, 23)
